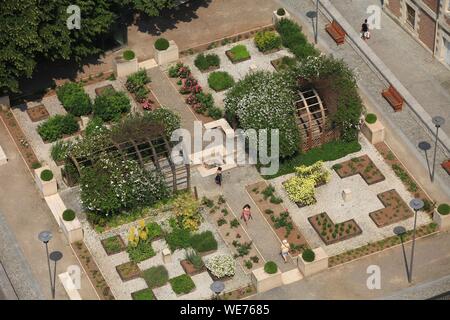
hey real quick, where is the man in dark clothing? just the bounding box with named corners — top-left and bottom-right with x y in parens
top-left (361, 19), bottom-right (370, 40)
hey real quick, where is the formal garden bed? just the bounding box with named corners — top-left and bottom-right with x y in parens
top-left (101, 235), bottom-right (126, 255)
top-left (369, 189), bottom-right (414, 227)
top-left (271, 56), bottom-right (297, 72)
top-left (308, 212), bottom-right (362, 245)
top-left (225, 44), bottom-right (252, 64)
top-left (220, 284), bottom-right (256, 300)
top-left (202, 195), bottom-right (264, 273)
top-left (94, 84), bottom-right (114, 97)
top-left (26, 104), bottom-right (49, 122)
top-left (333, 155), bottom-right (385, 185)
top-left (246, 181), bottom-right (309, 256)
top-left (116, 261), bottom-right (141, 281)
top-left (72, 241), bottom-right (115, 300)
top-left (328, 222), bottom-right (438, 267)
top-left (125, 70), bottom-right (160, 111)
top-left (131, 288), bottom-right (156, 300)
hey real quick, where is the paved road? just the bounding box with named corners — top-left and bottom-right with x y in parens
top-left (251, 231), bottom-right (450, 299)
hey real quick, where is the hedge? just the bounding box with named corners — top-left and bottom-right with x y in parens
top-left (37, 114), bottom-right (79, 142)
top-left (208, 71), bottom-right (235, 92)
top-left (194, 53), bottom-right (220, 71)
top-left (254, 31), bottom-right (282, 53)
top-left (93, 88), bottom-right (131, 122)
top-left (438, 204), bottom-right (450, 215)
top-left (276, 18), bottom-right (319, 60)
top-left (56, 82), bottom-right (92, 116)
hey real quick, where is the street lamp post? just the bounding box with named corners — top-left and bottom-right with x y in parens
top-left (38, 231), bottom-right (53, 298)
top-left (408, 198), bottom-right (424, 283)
top-left (431, 116), bottom-right (445, 182)
top-left (210, 281), bottom-right (225, 300)
top-left (315, 0), bottom-right (320, 44)
top-left (49, 251), bottom-right (63, 299)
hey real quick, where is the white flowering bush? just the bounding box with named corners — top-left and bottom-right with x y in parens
top-left (225, 71), bottom-right (300, 158)
top-left (205, 254), bottom-right (236, 279)
top-left (80, 156), bottom-right (170, 216)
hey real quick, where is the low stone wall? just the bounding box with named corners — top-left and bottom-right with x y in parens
top-left (433, 210), bottom-right (450, 231)
top-left (361, 120), bottom-right (385, 145)
top-left (251, 267), bottom-right (283, 293)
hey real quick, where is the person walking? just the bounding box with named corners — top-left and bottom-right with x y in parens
top-left (361, 19), bottom-right (370, 40)
top-left (280, 239), bottom-right (290, 263)
top-left (215, 167), bottom-right (223, 186)
top-left (241, 204), bottom-right (253, 226)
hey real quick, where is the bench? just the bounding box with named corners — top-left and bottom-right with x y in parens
top-left (442, 160), bottom-right (450, 175)
top-left (325, 20), bottom-right (346, 45)
top-left (382, 85), bottom-right (404, 112)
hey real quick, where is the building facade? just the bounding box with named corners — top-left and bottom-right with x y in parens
top-left (383, 0), bottom-right (450, 67)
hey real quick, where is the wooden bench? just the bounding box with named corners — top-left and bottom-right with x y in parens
top-left (442, 160), bottom-right (450, 175)
top-left (325, 20), bottom-right (346, 45)
top-left (382, 85), bottom-right (404, 112)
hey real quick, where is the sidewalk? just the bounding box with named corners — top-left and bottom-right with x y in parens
top-left (277, 0), bottom-right (450, 203)
top-left (0, 120), bottom-right (98, 300)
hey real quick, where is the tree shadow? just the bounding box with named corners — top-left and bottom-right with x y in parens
top-left (135, 0), bottom-right (212, 35)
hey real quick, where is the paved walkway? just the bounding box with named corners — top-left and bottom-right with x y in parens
top-left (0, 119), bottom-right (98, 300)
top-left (251, 231), bottom-right (450, 299)
top-left (277, 0), bottom-right (450, 203)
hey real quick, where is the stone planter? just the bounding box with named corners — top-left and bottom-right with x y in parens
top-left (251, 267), bottom-right (283, 293)
top-left (114, 55), bottom-right (138, 78)
top-left (154, 40), bottom-right (179, 65)
top-left (0, 95), bottom-right (10, 111)
top-left (361, 120), bottom-right (385, 145)
top-left (433, 209), bottom-right (450, 231)
top-left (60, 215), bottom-right (83, 243)
top-left (35, 166), bottom-right (57, 196)
top-left (297, 247), bottom-right (328, 277)
top-left (272, 9), bottom-right (291, 24)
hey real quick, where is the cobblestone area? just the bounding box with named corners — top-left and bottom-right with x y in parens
top-left (269, 135), bottom-right (432, 256)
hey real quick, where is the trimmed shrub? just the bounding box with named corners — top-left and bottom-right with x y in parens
top-left (37, 114), bottom-right (79, 142)
top-left (228, 44), bottom-right (251, 62)
top-left (365, 113), bottom-right (377, 124)
top-left (255, 31), bottom-right (282, 53)
top-left (207, 106), bottom-right (223, 120)
top-left (123, 50), bottom-right (135, 61)
top-left (208, 71), bottom-right (235, 92)
top-left (56, 82), bottom-right (92, 116)
top-left (143, 265), bottom-right (169, 288)
top-left (276, 18), bottom-right (319, 60)
top-left (438, 203), bottom-right (450, 215)
top-left (93, 88), bottom-right (131, 122)
top-left (264, 261), bottom-right (278, 274)
top-left (194, 53), bottom-right (220, 71)
top-left (189, 231), bottom-right (218, 253)
top-left (277, 8), bottom-right (286, 16)
top-left (31, 162), bottom-right (42, 169)
top-left (154, 38), bottom-right (170, 51)
top-left (62, 209), bottom-right (76, 221)
top-left (302, 248), bottom-right (315, 262)
top-left (40, 169), bottom-right (54, 181)
top-left (170, 274), bottom-right (196, 295)
top-left (165, 226), bottom-right (192, 251)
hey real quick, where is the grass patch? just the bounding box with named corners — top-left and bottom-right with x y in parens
top-left (208, 71), bottom-right (235, 92)
top-left (143, 265), bottom-right (169, 288)
top-left (189, 231), bottom-right (218, 253)
top-left (170, 274), bottom-right (196, 295)
top-left (227, 44), bottom-right (251, 62)
top-left (132, 288), bottom-right (155, 300)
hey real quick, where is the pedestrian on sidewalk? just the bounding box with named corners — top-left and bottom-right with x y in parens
top-left (241, 204), bottom-right (253, 226)
top-left (280, 239), bottom-right (290, 263)
top-left (361, 19), bottom-right (370, 40)
top-left (215, 167), bottom-right (223, 186)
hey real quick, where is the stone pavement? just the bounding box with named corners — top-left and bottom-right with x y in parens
top-left (250, 231), bottom-right (450, 299)
top-left (0, 120), bottom-right (98, 300)
top-left (277, 0), bottom-right (450, 203)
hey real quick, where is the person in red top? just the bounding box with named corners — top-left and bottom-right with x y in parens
top-left (241, 204), bottom-right (252, 226)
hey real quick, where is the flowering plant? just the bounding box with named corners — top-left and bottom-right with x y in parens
top-left (205, 255), bottom-right (236, 278)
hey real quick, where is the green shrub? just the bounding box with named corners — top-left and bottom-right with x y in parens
top-left (154, 38), bottom-right (170, 51)
top-left (132, 288), bottom-right (155, 300)
top-left (102, 236), bottom-right (123, 254)
top-left (277, 8), bottom-right (286, 16)
top-left (143, 265), bottom-right (169, 288)
top-left (189, 231), bottom-right (218, 253)
top-left (144, 106), bottom-right (181, 138)
top-left (228, 44), bottom-right (251, 62)
top-left (185, 248), bottom-right (204, 270)
top-left (56, 82), bottom-right (92, 116)
top-left (255, 31), bottom-right (282, 52)
top-left (93, 88), bottom-right (131, 122)
top-left (365, 113), bottom-right (377, 124)
top-left (438, 204), bottom-right (450, 215)
top-left (169, 274), bottom-right (196, 295)
top-left (302, 248), bottom-right (315, 262)
top-left (37, 114), bottom-right (79, 142)
top-left (51, 140), bottom-right (72, 163)
top-left (123, 50), bottom-right (135, 61)
top-left (165, 227), bottom-right (192, 251)
top-left (208, 71), bottom-right (235, 92)
top-left (84, 117), bottom-right (106, 137)
top-left (62, 209), bottom-right (76, 221)
top-left (194, 53), bottom-right (220, 71)
top-left (127, 240), bottom-right (156, 263)
top-left (31, 162), bottom-right (42, 169)
top-left (40, 169), bottom-right (54, 181)
top-left (147, 222), bottom-right (162, 240)
top-left (125, 70), bottom-right (150, 94)
top-left (264, 261), bottom-right (278, 274)
top-left (276, 18), bottom-right (319, 60)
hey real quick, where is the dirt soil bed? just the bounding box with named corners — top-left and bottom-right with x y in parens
top-left (334, 154), bottom-right (385, 185)
top-left (180, 259), bottom-right (207, 276)
top-left (308, 212), bottom-right (362, 245)
top-left (72, 241), bottom-right (115, 300)
top-left (246, 181), bottom-right (309, 256)
top-left (369, 189), bottom-right (414, 227)
top-left (101, 235), bottom-right (126, 256)
top-left (95, 84), bottom-right (115, 96)
top-left (26, 104), bottom-right (49, 122)
top-left (220, 284), bottom-right (257, 300)
top-left (116, 261), bottom-right (141, 282)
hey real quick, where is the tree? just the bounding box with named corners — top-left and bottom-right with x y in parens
top-left (124, 0), bottom-right (179, 17)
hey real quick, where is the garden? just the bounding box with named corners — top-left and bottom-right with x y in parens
top-left (333, 155), bottom-right (385, 186)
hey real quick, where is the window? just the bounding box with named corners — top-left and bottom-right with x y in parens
top-left (406, 4), bottom-right (416, 28)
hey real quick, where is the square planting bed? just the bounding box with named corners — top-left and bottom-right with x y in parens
top-left (116, 262), bottom-right (141, 281)
top-left (95, 84), bottom-right (115, 96)
top-left (225, 45), bottom-right (251, 64)
top-left (334, 155), bottom-right (385, 185)
top-left (101, 235), bottom-right (126, 255)
top-left (308, 212), bottom-right (362, 245)
top-left (369, 189), bottom-right (414, 227)
top-left (169, 274), bottom-right (196, 296)
top-left (131, 288), bottom-right (157, 300)
top-left (26, 104), bottom-right (49, 122)
top-left (180, 259), bottom-right (207, 276)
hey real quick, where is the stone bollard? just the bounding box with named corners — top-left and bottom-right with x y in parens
top-left (162, 248), bottom-right (172, 263)
top-left (342, 189), bottom-right (352, 202)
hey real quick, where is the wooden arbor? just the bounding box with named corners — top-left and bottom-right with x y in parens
top-left (67, 129), bottom-right (190, 192)
top-left (294, 86), bottom-right (338, 151)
